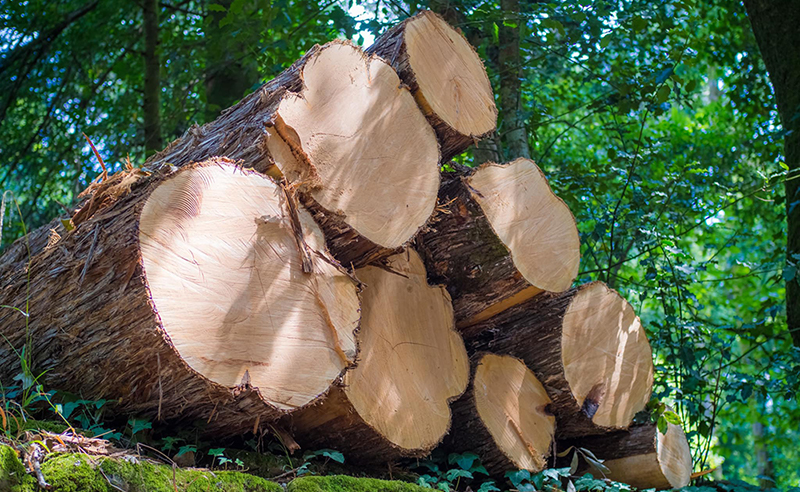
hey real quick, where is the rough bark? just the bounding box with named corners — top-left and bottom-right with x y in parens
top-left (366, 10), bottom-right (497, 161)
top-left (447, 353), bottom-right (555, 476)
top-left (497, 0), bottom-right (530, 159)
top-left (464, 282), bottom-right (654, 439)
top-left (145, 41), bottom-right (439, 268)
top-left (558, 421), bottom-right (692, 489)
top-left (743, 0), bottom-right (800, 347)
top-left (143, 0), bottom-right (162, 154)
top-left (415, 159), bottom-right (579, 328)
top-left (0, 158), bottom-right (359, 436)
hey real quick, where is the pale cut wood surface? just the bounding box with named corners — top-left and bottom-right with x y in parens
top-left (287, 249), bottom-right (469, 460)
top-left (561, 282), bottom-right (654, 430)
top-left (139, 164), bottom-right (360, 411)
top-left (474, 354), bottom-right (555, 472)
top-left (367, 10), bottom-right (497, 161)
top-left (273, 41), bottom-right (440, 251)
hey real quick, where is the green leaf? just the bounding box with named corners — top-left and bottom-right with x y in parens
top-left (685, 79), bottom-right (698, 92)
top-left (449, 452), bottom-right (479, 470)
top-left (600, 35), bottom-right (611, 48)
top-left (631, 16), bottom-right (647, 32)
top-left (570, 451), bottom-right (579, 474)
top-left (208, 448), bottom-right (226, 457)
top-left (656, 85), bottom-right (671, 104)
top-left (477, 481), bottom-right (501, 492)
top-left (556, 446), bottom-right (575, 458)
top-left (781, 161), bottom-right (790, 171)
top-left (661, 410), bottom-right (682, 425)
top-left (128, 418), bottom-right (152, 436)
top-left (542, 18), bottom-right (565, 36)
top-left (445, 469), bottom-right (473, 481)
top-left (505, 470), bottom-right (531, 488)
top-left (207, 3), bottom-right (226, 12)
top-left (319, 449), bottom-right (345, 463)
top-left (657, 415), bottom-right (669, 435)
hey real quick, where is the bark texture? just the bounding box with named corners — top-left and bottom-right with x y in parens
top-left (417, 166), bottom-right (533, 326)
top-left (143, 0), bottom-right (162, 154)
top-left (366, 10), bottom-right (497, 161)
top-left (0, 161), bottom-right (286, 435)
top-left (497, 0), bottom-right (530, 159)
top-left (743, 0), bottom-right (800, 347)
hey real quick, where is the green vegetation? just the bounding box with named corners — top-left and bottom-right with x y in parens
top-left (1, 0), bottom-right (800, 488)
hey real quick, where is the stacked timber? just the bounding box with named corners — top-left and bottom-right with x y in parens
top-left (0, 9), bottom-right (693, 491)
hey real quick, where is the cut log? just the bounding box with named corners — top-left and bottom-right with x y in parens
top-left (416, 158), bottom-right (580, 328)
top-left (367, 10), bottom-right (497, 161)
top-left (448, 353), bottom-right (555, 476)
top-left (465, 282), bottom-right (654, 438)
top-left (146, 40), bottom-right (440, 267)
top-left (287, 250), bottom-right (469, 461)
top-left (558, 420), bottom-right (692, 489)
top-left (0, 159), bottom-right (360, 434)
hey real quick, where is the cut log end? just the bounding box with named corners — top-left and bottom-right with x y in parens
top-left (271, 41), bottom-right (440, 251)
top-left (404, 11), bottom-right (496, 139)
top-left (346, 250), bottom-right (469, 451)
top-left (562, 420), bottom-right (692, 490)
top-left (139, 162), bottom-right (360, 411)
top-left (474, 354), bottom-right (555, 473)
top-left (470, 158), bottom-right (580, 295)
top-left (561, 282), bottom-right (654, 431)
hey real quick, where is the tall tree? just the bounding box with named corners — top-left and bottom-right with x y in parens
top-left (743, 0), bottom-right (800, 347)
top-left (143, 0), bottom-right (162, 154)
top-left (496, 0), bottom-right (529, 159)
top-left (204, 0), bottom-right (260, 120)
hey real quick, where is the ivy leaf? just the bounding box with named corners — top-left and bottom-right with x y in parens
top-left (505, 470), bottom-right (531, 488)
top-left (445, 469), bottom-right (473, 481)
top-left (128, 418), bottom-right (152, 436)
top-left (318, 449), bottom-right (345, 463)
top-left (208, 448), bottom-right (226, 457)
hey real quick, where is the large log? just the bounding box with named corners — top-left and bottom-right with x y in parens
top-left (417, 158), bottom-right (580, 328)
top-left (287, 250), bottom-right (469, 461)
top-left (0, 159), bottom-right (360, 434)
top-left (558, 420), bottom-right (692, 489)
top-left (448, 353), bottom-right (555, 476)
top-left (466, 282), bottom-right (654, 438)
top-left (366, 10), bottom-right (497, 161)
top-left (145, 40), bottom-right (440, 267)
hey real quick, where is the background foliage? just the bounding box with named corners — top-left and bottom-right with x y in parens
top-left (1, 0), bottom-right (798, 487)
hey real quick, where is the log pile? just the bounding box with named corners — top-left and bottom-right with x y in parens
top-left (0, 9), bottom-right (692, 490)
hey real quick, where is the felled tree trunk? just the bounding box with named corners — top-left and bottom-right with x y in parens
top-left (558, 420), bottom-right (692, 489)
top-left (465, 282), bottom-right (654, 438)
top-left (0, 159), bottom-right (360, 435)
top-left (287, 250), bottom-right (469, 461)
top-left (416, 158), bottom-right (580, 328)
top-left (447, 353), bottom-right (555, 476)
top-left (146, 41), bottom-right (441, 268)
top-left (366, 10), bottom-right (497, 161)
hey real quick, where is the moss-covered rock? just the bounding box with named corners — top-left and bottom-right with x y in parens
top-left (0, 445), bottom-right (283, 492)
top-left (288, 475), bottom-right (429, 492)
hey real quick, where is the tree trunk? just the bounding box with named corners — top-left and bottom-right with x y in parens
top-left (286, 250), bottom-right (469, 462)
top-left (447, 353), bottom-right (555, 476)
top-left (146, 41), bottom-right (441, 268)
top-left (204, 0), bottom-right (260, 121)
top-left (497, 0), bottom-right (530, 159)
top-left (558, 420), bottom-right (692, 490)
top-left (0, 159), bottom-right (360, 435)
top-left (416, 158), bottom-right (580, 328)
top-left (143, 0), bottom-right (162, 155)
top-left (743, 0), bottom-right (800, 347)
top-left (464, 282), bottom-right (654, 438)
top-left (366, 10), bottom-right (497, 162)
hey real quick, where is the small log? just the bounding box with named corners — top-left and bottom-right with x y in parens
top-left (558, 420), bottom-right (692, 489)
top-left (0, 159), bottom-right (360, 434)
top-left (466, 282), bottom-right (654, 438)
top-left (367, 10), bottom-right (497, 161)
top-left (287, 250), bottom-right (469, 461)
top-left (417, 158), bottom-right (580, 328)
top-left (146, 40), bottom-right (440, 267)
top-left (448, 353), bottom-right (555, 476)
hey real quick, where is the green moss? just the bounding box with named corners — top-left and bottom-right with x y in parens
top-left (0, 449), bottom-right (281, 492)
top-left (6, 419), bottom-right (73, 436)
top-left (288, 475), bottom-right (429, 492)
top-left (0, 445), bottom-right (28, 489)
